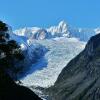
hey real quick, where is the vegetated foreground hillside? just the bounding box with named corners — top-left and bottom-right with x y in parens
top-left (0, 21), bottom-right (42, 100)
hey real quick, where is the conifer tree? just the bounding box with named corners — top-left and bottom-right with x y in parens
top-left (0, 21), bottom-right (24, 80)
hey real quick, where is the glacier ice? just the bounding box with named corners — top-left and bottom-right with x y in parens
top-left (12, 21), bottom-right (100, 88)
top-left (21, 38), bottom-right (86, 87)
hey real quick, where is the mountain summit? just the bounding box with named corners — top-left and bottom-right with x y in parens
top-left (14, 21), bottom-right (99, 41)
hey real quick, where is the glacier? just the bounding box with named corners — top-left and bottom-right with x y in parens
top-left (21, 37), bottom-right (85, 87)
top-left (12, 21), bottom-right (100, 87)
top-left (11, 21), bottom-right (100, 99)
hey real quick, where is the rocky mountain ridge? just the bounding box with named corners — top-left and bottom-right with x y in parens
top-left (14, 21), bottom-right (100, 41)
top-left (47, 33), bottom-right (100, 100)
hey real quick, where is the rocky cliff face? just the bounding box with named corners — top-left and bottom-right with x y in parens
top-left (48, 33), bottom-right (100, 100)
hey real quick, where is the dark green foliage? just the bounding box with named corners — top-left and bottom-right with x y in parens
top-left (0, 21), bottom-right (42, 100)
top-left (0, 21), bottom-right (8, 32)
top-left (0, 21), bottom-right (24, 79)
top-left (8, 40), bottom-right (20, 48)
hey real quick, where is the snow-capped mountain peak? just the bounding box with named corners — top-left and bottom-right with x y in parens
top-left (47, 20), bottom-right (70, 37)
top-left (94, 28), bottom-right (100, 34)
top-left (13, 20), bottom-right (100, 42)
top-left (14, 21), bottom-right (70, 40)
top-left (58, 20), bottom-right (68, 29)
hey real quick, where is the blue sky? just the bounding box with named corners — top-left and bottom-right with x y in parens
top-left (0, 0), bottom-right (100, 30)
